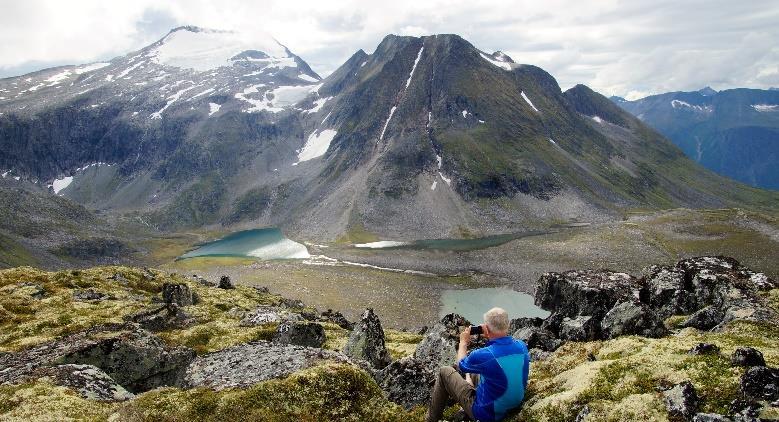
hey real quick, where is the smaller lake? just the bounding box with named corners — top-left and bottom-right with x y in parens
top-left (355, 231), bottom-right (549, 252)
top-left (178, 228), bottom-right (310, 260)
top-left (439, 287), bottom-right (550, 323)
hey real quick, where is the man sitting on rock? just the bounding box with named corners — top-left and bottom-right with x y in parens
top-left (426, 307), bottom-right (530, 422)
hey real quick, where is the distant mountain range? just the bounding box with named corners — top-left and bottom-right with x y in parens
top-left (0, 26), bottom-right (776, 260)
top-left (612, 87), bottom-right (779, 190)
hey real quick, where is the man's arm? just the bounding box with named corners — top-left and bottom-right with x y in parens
top-left (457, 326), bottom-right (471, 362)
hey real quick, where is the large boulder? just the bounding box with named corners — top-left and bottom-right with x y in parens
top-left (559, 315), bottom-right (599, 342)
top-left (534, 270), bottom-right (641, 318)
top-left (319, 309), bottom-right (354, 329)
top-left (30, 364), bottom-right (135, 401)
top-left (643, 266), bottom-right (696, 319)
top-left (601, 301), bottom-right (667, 339)
top-left (681, 305), bottom-right (725, 331)
top-left (512, 327), bottom-right (563, 351)
top-left (0, 323), bottom-right (195, 393)
top-left (413, 314), bottom-right (485, 371)
top-left (731, 347), bottom-right (766, 368)
top-left (185, 341), bottom-right (350, 390)
top-left (662, 381), bottom-right (699, 421)
top-left (343, 308), bottom-right (392, 369)
top-left (218, 275), bottom-right (234, 289)
top-left (377, 357), bottom-right (436, 409)
top-left (740, 366), bottom-right (779, 402)
top-left (161, 283), bottom-right (198, 306)
top-left (125, 303), bottom-right (196, 332)
top-left (272, 321), bottom-right (326, 348)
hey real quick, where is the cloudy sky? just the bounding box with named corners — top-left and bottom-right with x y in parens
top-left (1, 0), bottom-right (777, 99)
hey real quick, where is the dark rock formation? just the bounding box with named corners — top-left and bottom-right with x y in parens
top-left (413, 314), bottom-right (486, 370)
top-left (728, 398), bottom-right (762, 421)
top-left (512, 327), bottom-right (563, 352)
top-left (534, 270), bottom-right (641, 318)
top-left (663, 381), bottom-right (699, 420)
top-left (218, 275), bottom-right (234, 289)
top-left (740, 366), bottom-right (779, 402)
top-left (681, 305), bottom-right (724, 331)
top-left (644, 266), bottom-right (695, 319)
top-left (184, 341), bottom-right (350, 390)
top-left (559, 315), bottom-right (599, 341)
top-left (0, 323), bottom-right (195, 394)
top-left (600, 301), bottom-right (667, 339)
top-left (509, 317), bottom-right (544, 333)
top-left (319, 309), bottom-right (354, 329)
top-left (344, 308), bottom-right (392, 369)
top-left (731, 347), bottom-right (766, 368)
top-left (688, 343), bottom-right (721, 356)
top-left (161, 282), bottom-right (198, 306)
top-left (272, 321), bottom-right (326, 348)
top-left (29, 364), bottom-right (135, 401)
top-left (377, 357), bottom-right (436, 409)
top-left (125, 303), bottom-right (196, 332)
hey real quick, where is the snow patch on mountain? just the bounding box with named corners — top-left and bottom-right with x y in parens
top-left (51, 176), bottom-right (73, 194)
top-left (208, 102), bottom-right (221, 116)
top-left (379, 106), bottom-right (397, 141)
top-left (752, 104), bottom-right (779, 112)
top-left (670, 99), bottom-right (711, 112)
top-left (297, 129), bottom-right (338, 162)
top-left (405, 46), bottom-right (424, 89)
top-left (74, 62), bottom-right (111, 74)
top-left (521, 91), bottom-right (539, 112)
top-left (152, 27), bottom-right (291, 72)
top-left (592, 116), bottom-right (603, 124)
top-left (480, 52), bottom-right (512, 71)
top-left (304, 96), bottom-right (332, 114)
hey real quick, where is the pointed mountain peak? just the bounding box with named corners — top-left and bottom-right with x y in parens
top-left (490, 51), bottom-right (515, 63)
top-left (698, 86), bottom-right (717, 96)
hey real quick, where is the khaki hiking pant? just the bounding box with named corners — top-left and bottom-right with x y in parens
top-left (426, 365), bottom-right (479, 422)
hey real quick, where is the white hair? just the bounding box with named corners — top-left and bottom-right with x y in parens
top-left (483, 307), bottom-right (509, 333)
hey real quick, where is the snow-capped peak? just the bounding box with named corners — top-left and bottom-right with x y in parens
top-left (151, 26), bottom-right (294, 72)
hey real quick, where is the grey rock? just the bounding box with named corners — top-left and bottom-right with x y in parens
top-left (731, 348), bottom-right (766, 368)
top-left (0, 323), bottom-right (195, 393)
top-left (740, 366), bottom-right (779, 402)
top-left (529, 348), bottom-right (552, 361)
top-left (601, 301), bottom-right (667, 339)
top-left (185, 341), bottom-right (350, 390)
top-left (692, 414), bottom-right (731, 422)
top-left (377, 357), bottom-right (436, 409)
top-left (191, 275), bottom-right (215, 287)
top-left (575, 405), bottom-right (590, 422)
top-left (161, 283), bottom-right (197, 306)
top-left (512, 327), bottom-right (563, 351)
top-left (218, 275), bottom-right (234, 289)
top-left (663, 381), bottom-right (699, 420)
top-left (344, 308), bottom-right (392, 369)
top-left (272, 321), bottom-right (326, 348)
top-left (72, 289), bottom-right (115, 302)
top-left (534, 270), bottom-right (641, 318)
top-left (644, 265), bottom-right (696, 319)
top-left (31, 364), bottom-right (134, 401)
top-left (414, 322), bottom-right (458, 371)
top-left (239, 305), bottom-right (302, 326)
top-left (110, 273), bottom-right (129, 285)
top-left (682, 305), bottom-right (725, 331)
top-left (688, 343), bottom-right (721, 356)
top-left (509, 317), bottom-right (544, 333)
top-left (319, 309), bottom-right (353, 329)
top-left (125, 303), bottom-right (196, 332)
top-left (559, 315), bottom-right (599, 341)
top-left (728, 399), bottom-right (762, 421)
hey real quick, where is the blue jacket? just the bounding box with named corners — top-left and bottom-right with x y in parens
top-left (458, 336), bottom-right (530, 421)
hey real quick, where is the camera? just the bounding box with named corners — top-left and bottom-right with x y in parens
top-left (469, 325), bottom-right (483, 335)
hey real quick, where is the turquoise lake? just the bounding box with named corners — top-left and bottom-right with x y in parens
top-left (439, 287), bottom-right (550, 323)
top-left (178, 228), bottom-right (310, 260)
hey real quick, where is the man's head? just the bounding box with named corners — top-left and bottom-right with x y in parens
top-left (482, 307), bottom-right (510, 339)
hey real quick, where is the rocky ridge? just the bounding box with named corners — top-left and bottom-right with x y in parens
top-left (0, 256), bottom-right (777, 421)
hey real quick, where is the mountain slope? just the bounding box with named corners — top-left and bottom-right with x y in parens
top-left (1, 30), bottom-right (777, 244)
top-left (613, 88), bottom-right (779, 190)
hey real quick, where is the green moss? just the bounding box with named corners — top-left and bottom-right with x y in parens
top-left (115, 363), bottom-right (415, 421)
top-left (335, 221), bottom-right (379, 244)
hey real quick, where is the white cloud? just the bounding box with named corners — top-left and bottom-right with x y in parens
top-left (1, 0), bottom-right (778, 98)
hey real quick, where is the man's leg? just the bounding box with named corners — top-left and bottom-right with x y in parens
top-left (426, 366), bottom-right (476, 422)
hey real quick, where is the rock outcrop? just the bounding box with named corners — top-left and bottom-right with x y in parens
top-left (218, 275), bottom-right (234, 289)
top-left (662, 381), bottom-right (699, 420)
top-left (0, 323), bottom-right (195, 394)
top-left (740, 366), bottom-right (779, 402)
top-left (239, 305), bottom-right (303, 326)
top-left (29, 364), bottom-right (135, 401)
top-left (272, 321), bottom-right (326, 348)
top-left (184, 341), bottom-right (350, 390)
top-left (161, 283), bottom-right (198, 306)
top-left (731, 347), bottom-right (766, 368)
top-left (529, 256), bottom-right (776, 346)
top-left (343, 308), bottom-right (392, 369)
top-left (125, 303), bottom-right (196, 331)
top-left (377, 357), bottom-right (436, 409)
